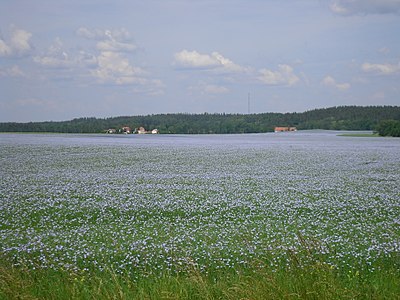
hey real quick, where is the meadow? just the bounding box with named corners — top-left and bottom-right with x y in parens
top-left (1, 132), bottom-right (399, 299)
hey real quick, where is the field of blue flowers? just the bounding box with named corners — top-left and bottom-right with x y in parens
top-left (1, 132), bottom-right (399, 283)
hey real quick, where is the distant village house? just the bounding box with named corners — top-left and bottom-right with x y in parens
top-left (107, 128), bottom-right (116, 134)
top-left (106, 126), bottom-right (159, 134)
top-left (274, 126), bottom-right (297, 132)
top-left (137, 127), bottom-right (146, 134)
top-left (137, 127), bottom-right (159, 134)
top-left (122, 126), bottom-right (131, 134)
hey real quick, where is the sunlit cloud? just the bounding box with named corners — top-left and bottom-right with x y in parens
top-left (322, 75), bottom-right (351, 91)
top-left (76, 27), bottom-right (163, 92)
top-left (91, 51), bottom-right (145, 84)
top-left (174, 50), bottom-right (246, 73)
top-left (258, 64), bottom-right (299, 86)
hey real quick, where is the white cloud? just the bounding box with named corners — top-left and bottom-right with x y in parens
top-left (361, 62), bottom-right (400, 75)
top-left (10, 28), bottom-right (32, 53)
top-left (33, 55), bottom-right (72, 68)
top-left (89, 50), bottom-right (165, 94)
top-left (91, 51), bottom-right (145, 85)
top-left (77, 51), bottom-right (98, 67)
top-left (96, 39), bottom-right (136, 52)
top-left (174, 50), bottom-right (245, 73)
top-left (77, 27), bottom-right (131, 41)
top-left (0, 27), bottom-right (32, 56)
top-left (330, 0), bottom-right (400, 15)
top-left (211, 52), bottom-right (245, 73)
top-left (330, 2), bottom-right (349, 14)
top-left (258, 64), bottom-right (299, 86)
top-left (322, 75), bottom-right (351, 91)
top-left (76, 27), bottom-right (163, 92)
top-left (34, 38), bottom-right (100, 69)
top-left (0, 39), bottom-right (12, 56)
top-left (30, 26), bottom-right (163, 93)
top-left (33, 38), bottom-right (74, 68)
top-left (0, 65), bottom-right (25, 77)
top-left (76, 27), bottom-right (100, 39)
top-left (175, 50), bottom-right (220, 68)
top-left (77, 27), bottom-right (136, 52)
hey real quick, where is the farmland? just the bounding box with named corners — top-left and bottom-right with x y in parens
top-left (1, 131), bottom-right (399, 299)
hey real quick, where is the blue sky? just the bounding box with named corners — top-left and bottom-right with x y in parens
top-left (1, 0), bottom-right (400, 122)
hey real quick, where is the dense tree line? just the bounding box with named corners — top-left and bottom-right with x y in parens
top-left (376, 120), bottom-right (400, 137)
top-left (1, 106), bottom-right (399, 134)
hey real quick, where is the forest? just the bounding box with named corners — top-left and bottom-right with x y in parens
top-left (376, 119), bottom-right (400, 137)
top-left (1, 106), bottom-right (399, 135)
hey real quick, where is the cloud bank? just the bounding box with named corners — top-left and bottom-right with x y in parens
top-left (330, 0), bottom-right (400, 15)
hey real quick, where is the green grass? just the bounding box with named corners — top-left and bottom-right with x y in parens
top-left (1, 254), bottom-right (399, 300)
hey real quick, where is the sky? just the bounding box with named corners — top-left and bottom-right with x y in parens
top-left (1, 0), bottom-right (400, 122)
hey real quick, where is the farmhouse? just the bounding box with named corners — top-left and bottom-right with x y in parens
top-left (274, 126), bottom-right (297, 132)
top-left (137, 127), bottom-right (147, 134)
top-left (122, 126), bottom-right (131, 134)
top-left (137, 127), bottom-right (159, 134)
top-left (106, 128), bottom-right (116, 134)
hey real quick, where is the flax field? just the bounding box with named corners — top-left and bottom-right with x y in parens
top-left (1, 132), bottom-right (399, 299)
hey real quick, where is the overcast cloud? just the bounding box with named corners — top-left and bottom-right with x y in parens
top-left (0, 0), bottom-right (399, 122)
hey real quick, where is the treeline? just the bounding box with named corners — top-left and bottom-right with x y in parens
top-left (1, 106), bottom-right (399, 134)
top-left (376, 120), bottom-right (400, 137)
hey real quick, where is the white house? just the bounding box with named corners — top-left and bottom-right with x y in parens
top-left (137, 127), bottom-right (147, 134)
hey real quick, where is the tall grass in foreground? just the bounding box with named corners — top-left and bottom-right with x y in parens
top-left (1, 250), bottom-right (399, 300)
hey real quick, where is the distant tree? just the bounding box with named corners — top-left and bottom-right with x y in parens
top-left (376, 120), bottom-right (400, 137)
